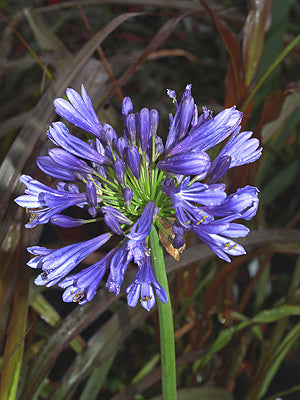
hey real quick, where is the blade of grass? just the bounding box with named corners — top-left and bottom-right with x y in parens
top-left (0, 11), bottom-right (143, 241)
top-left (150, 387), bottom-right (233, 400)
top-left (242, 0), bottom-right (272, 87)
top-left (0, 242), bottom-right (30, 400)
top-left (79, 354), bottom-right (116, 400)
top-left (50, 305), bottom-right (149, 400)
top-left (31, 293), bottom-right (85, 354)
top-left (241, 33), bottom-right (300, 111)
top-left (99, 13), bottom-right (187, 107)
top-left (0, 9), bottom-right (54, 81)
top-left (23, 7), bottom-right (72, 64)
top-left (21, 290), bottom-right (119, 400)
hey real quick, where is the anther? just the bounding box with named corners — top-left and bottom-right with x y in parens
top-left (140, 295), bottom-right (153, 302)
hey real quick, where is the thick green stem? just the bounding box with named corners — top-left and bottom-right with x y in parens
top-left (149, 225), bottom-right (177, 400)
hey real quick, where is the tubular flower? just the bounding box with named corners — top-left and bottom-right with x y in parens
top-left (15, 84), bottom-right (261, 310)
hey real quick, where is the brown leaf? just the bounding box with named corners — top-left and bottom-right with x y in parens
top-left (255, 87), bottom-right (299, 140)
top-left (199, 0), bottom-right (248, 106)
top-left (158, 217), bottom-right (184, 261)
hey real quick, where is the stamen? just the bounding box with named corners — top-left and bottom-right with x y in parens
top-left (29, 211), bottom-right (38, 224)
top-left (224, 242), bottom-right (237, 250)
top-left (73, 289), bottom-right (86, 302)
top-left (140, 295), bottom-right (153, 302)
top-left (196, 215), bottom-right (207, 225)
top-left (25, 206), bottom-right (43, 225)
top-left (41, 272), bottom-right (47, 281)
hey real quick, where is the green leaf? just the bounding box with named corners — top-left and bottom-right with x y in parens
top-left (263, 384), bottom-right (300, 400)
top-left (21, 290), bottom-right (118, 400)
top-left (0, 10), bottom-right (141, 235)
top-left (253, 305), bottom-right (300, 324)
top-left (193, 305), bottom-right (300, 371)
top-left (23, 7), bottom-right (71, 62)
top-left (150, 387), bottom-right (233, 400)
top-left (261, 93), bottom-right (300, 144)
top-left (131, 353), bottom-right (160, 385)
top-left (258, 323), bottom-right (300, 399)
top-left (261, 159), bottom-right (300, 207)
top-left (0, 251), bottom-right (29, 400)
top-left (30, 293), bottom-right (84, 354)
top-left (79, 354), bottom-right (116, 400)
top-left (49, 305), bottom-right (149, 400)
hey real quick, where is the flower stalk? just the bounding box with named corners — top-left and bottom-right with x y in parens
top-left (150, 225), bottom-right (177, 400)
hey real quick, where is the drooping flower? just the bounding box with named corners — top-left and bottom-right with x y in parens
top-left (15, 84), bottom-right (261, 310)
top-left (28, 233), bottom-right (112, 286)
top-left (59, 249), bottom-right (117, 304)
top-left (127, 255), bottom-right (168, 311)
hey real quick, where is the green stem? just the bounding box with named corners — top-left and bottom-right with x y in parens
top-left (149, 225), bottom-right (177, 400)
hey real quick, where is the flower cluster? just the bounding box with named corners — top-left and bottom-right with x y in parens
top-left (15, 84), bottom-right (261, 310)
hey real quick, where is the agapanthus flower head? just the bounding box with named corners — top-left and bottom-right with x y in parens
top-left (15, 84), bottom-right (261, 310)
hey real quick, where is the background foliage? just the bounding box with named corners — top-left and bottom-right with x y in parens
top-left (0, 1), bottom-right (299, 399)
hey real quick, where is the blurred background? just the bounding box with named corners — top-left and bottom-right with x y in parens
top-left (0, 1), bottom-right (299, 399)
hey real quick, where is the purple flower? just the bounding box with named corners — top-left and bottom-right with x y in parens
top-left (86, 180), bottom-right (99, 217)
top-left (48, 148), bottom-right (95, 175)
top-left (158, 151), bottom-right (211, 177)
top-left (125, 113), bottom-right (137, 145)
top-left (201, 186), bottom-right (259, 220)
top-left (126, 202), bottom-right (158, 265)
top-left (51, 215), bottom-right (86, 227)
top-left (125, 145), bottom-right (141, 179)
top-left (14, 175), bottom-right (87, 228)
top-left (138, 108), bottom-right (151, 152)
top-left (106, 242), bottom-right (130, 296)
top-left (166, 103), bottom-right (242, 157)
top-left (15, 83), bottom-right (262, 307)
top-left (101, 206), bottom-right (132, 235)
top-left (163, 177), bottom-right (226, 226)
top-left (207, 128), bottom-right (262, 183)
top-left (114, 158), bottom-right (125, 185)
top-left (192, 215), bottom-right (249, 262)
top-left (47, 122), bottom-right (110, 166)
top-left (28, 233), bottom-right (111, 286)
top-left (164, 84), bottom-right (194, 154)
top-left (126, 255), bottom-right (168, 311)
top-left (54, 84), bottom-right (102, 136)
top-left (150, 108), bottom-right (159, 137)
top-left (37, 156), bottom-right (78, 181)
top-left (122, 186), bottom-right (133, 207)
top-left (59, 249), bottom-right (116, 304)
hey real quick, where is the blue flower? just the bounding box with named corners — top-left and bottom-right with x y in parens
top-left (192, 215), bottom-right (249, 262)
top-left (157, 151), bottom-right (211, 177)
top-left (163, 177), bottom-right (226, 226)
top-left (37, 156), bottom-right (78, 181)
top-left (16, 84), bottom-right (262, 309)
top-left (127, 254), bottom-right (168, 311)
top-left (59, 249), bottom-right (116, 304)
top-left (126, 202), bottom-right (158, 265)
top-left (47, 122), bottom-right (110, 166)
top-left (28, 233), bottom-right (111, 286)
top-left (165, 102), bottom-right (242, 157)
top-left (15, 175), bottom-right (88, 228)
top-left (106, 242), bottom-right (131, 296)
top-left (54, 84), bottom-right (102, 136)
top-left (200, 186), bottom-right (259, 220)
